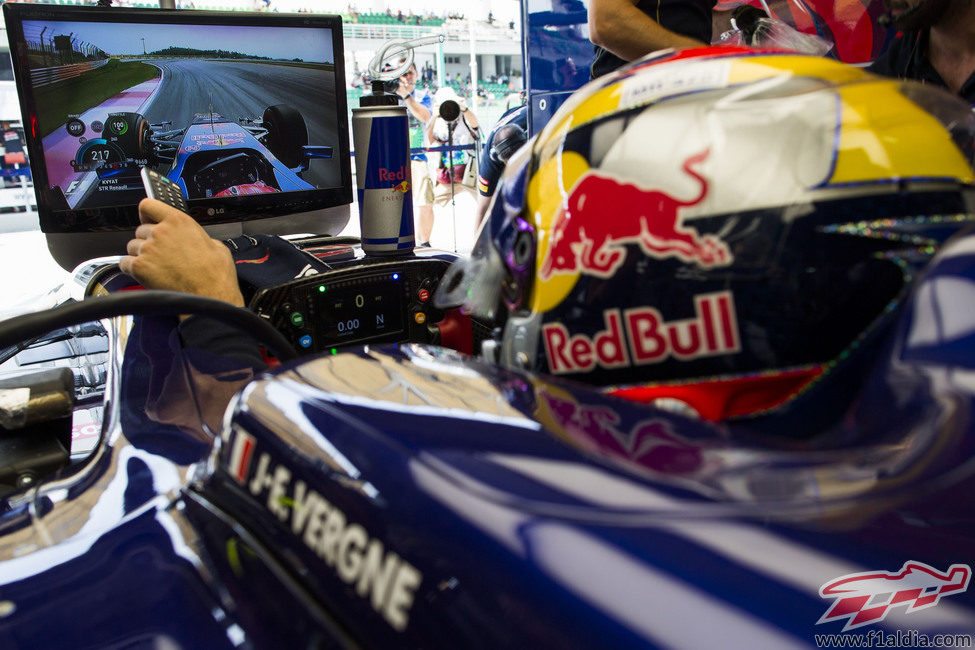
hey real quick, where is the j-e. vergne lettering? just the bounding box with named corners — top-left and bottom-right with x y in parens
top-left (228, 431), bottom-right (422, 632)
top-left (543, 290), bottom-right (740, 374)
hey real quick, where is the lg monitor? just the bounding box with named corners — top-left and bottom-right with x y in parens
top-left (3, 4), bottom-right (353, 269)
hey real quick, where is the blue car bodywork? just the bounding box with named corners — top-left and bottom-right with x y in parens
top-left (2, 4), bottom-right (975, 645)
top-left (1, 231), bottom-right (974, 648)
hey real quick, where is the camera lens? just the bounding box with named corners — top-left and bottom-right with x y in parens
top-left (439, 100), bottom-right (461, 122)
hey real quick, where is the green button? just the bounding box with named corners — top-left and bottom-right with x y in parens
top-left (290, 312), bottom-right (305, 327)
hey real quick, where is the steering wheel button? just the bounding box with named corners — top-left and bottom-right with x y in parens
top-left (290, 312), bottom-right (305, 327)
top-left (417, 289), bottom-right (430, 303)
top-left (299, 334), bottom-right (313, 348)
top-left (414, 312), bottom-right (427, 325)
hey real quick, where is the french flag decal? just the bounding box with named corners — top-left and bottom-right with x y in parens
top-left (228, 430), bottom-right (256, 484)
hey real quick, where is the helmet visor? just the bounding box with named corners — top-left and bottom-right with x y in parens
top-left (433, 215), bottom-right (507, 320)
top-left (434, 146), bottom-right (533, 320)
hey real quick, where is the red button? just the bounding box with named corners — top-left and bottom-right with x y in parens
top-left (418, 289), bottom-right (430, 303)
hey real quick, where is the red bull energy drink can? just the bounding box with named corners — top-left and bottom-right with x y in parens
top-left (352, 88), bottom-right (415, 255)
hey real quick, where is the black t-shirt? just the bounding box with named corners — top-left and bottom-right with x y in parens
top-left (868, 29), bottom-right (975, 105)
top-left (478, 105), bottom-right (529, 197)
top-left (590, 0), bottom-right (717, 79)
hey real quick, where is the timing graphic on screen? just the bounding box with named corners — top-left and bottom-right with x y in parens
top-left (22, 20), bottom-right (341, 211)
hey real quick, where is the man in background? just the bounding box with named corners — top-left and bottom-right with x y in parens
top-left (475, 104), bottom-right (528, 225)
top-left (868, 0), bottom-right (975, 103)
top-left (392, 63), bottom-right (437, 246)
top-left (425, 87), bottom-right (480, 211)
top-left (588, 0), bottom-right (717, 78)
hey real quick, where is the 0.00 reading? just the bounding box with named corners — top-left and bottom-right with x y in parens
top-left (337, 319), bottom-right (360, 333)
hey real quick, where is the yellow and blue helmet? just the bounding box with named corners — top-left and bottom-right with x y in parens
top-left (437, 48), bottom-right (975, 423)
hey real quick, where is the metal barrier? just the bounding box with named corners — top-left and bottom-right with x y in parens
top-left (30, 60), bottom-right (111, 88)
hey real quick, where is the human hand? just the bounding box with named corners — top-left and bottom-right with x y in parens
top-left (397, 75), bottom-right (415, 99)
top-left (119, 199), bottom-right (245, 307)
top-left (456, 96), bottom-right (468, 112)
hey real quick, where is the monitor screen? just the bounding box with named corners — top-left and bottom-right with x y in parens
top-left (3, 4), bottom-right (352, 241)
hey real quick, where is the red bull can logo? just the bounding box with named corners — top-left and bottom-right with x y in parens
top-left (817, 561), bottom-right (971, 631)
top-left (543, 291), bottom-right (740, 374)
top-left (377, 166), bottom-right (407, 182)
top-left (351, 106), bottom-right (415, 254)
top-left (540, 150), bottom-right (730, 280)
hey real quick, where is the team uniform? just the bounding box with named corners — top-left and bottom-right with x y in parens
top-left (868, 30), bottom-right (975, 104)
top-left (589, 0), bottom-right (717, 79)
top-left (477, 105), bottom-right (528, 198)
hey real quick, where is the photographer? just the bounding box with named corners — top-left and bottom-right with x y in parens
top-left (424, 87), bottom-right (480, 209)
top-left (391, 63), bottom-right (437, 246)
top-left (475, 103), bottom-right (528, 225)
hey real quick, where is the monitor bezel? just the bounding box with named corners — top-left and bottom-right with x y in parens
top-left (3, 3), bottom-right (353, 235)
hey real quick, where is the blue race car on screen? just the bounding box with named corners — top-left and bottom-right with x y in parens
top-left (91, 104), bottom-right (332, 199)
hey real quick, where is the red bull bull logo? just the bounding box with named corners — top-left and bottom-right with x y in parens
top-left (540, 149), bottom-right (730, 280)
top-left (818, 561), bottom-right (971, 631)
top-left (543, 291), bottom-right (740, 374)
top-left (540, 390), bottom-right (707, 476)
top-left (391, 180), bottom-right (410, 194)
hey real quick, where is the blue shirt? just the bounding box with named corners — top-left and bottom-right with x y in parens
top-left (402, 89), bottom-right (433, 162)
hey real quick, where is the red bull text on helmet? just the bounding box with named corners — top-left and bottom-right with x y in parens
top-left (543, 291), bottom-right (740, 374)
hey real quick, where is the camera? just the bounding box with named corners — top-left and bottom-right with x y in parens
top-left (439, 99), bottom-right (461, 123)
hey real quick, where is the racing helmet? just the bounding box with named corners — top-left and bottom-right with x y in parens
top-left (437, 48), bottom-right (975, 422)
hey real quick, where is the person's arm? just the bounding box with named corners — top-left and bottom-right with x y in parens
top-left (403, 94), bottom-right (432, 123)
top-left (425, 115), bottom-right (442, 144)
top-left (451, 95), bottom-right (480, 131)
top-left (119, 198), bottom-right (245, 307)
top-left (476, 193), bottom-right (492, 225)
top-left (588, 0), bottom-right (705, 61)
top-left (461, 105), bottom-right (480, 131)
top-left (397, 77), bottom-right (432, 123)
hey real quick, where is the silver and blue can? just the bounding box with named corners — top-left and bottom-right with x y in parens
top-left (352, 94), bottom-right (415, 255)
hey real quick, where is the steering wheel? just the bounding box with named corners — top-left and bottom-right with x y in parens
top-left (0, 291), bottom-right (297, 361)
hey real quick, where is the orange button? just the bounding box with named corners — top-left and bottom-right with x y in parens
top-left (414, 311), bottom-right (427, 324)
top-left (418, 288), bottom-right (430, 303)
